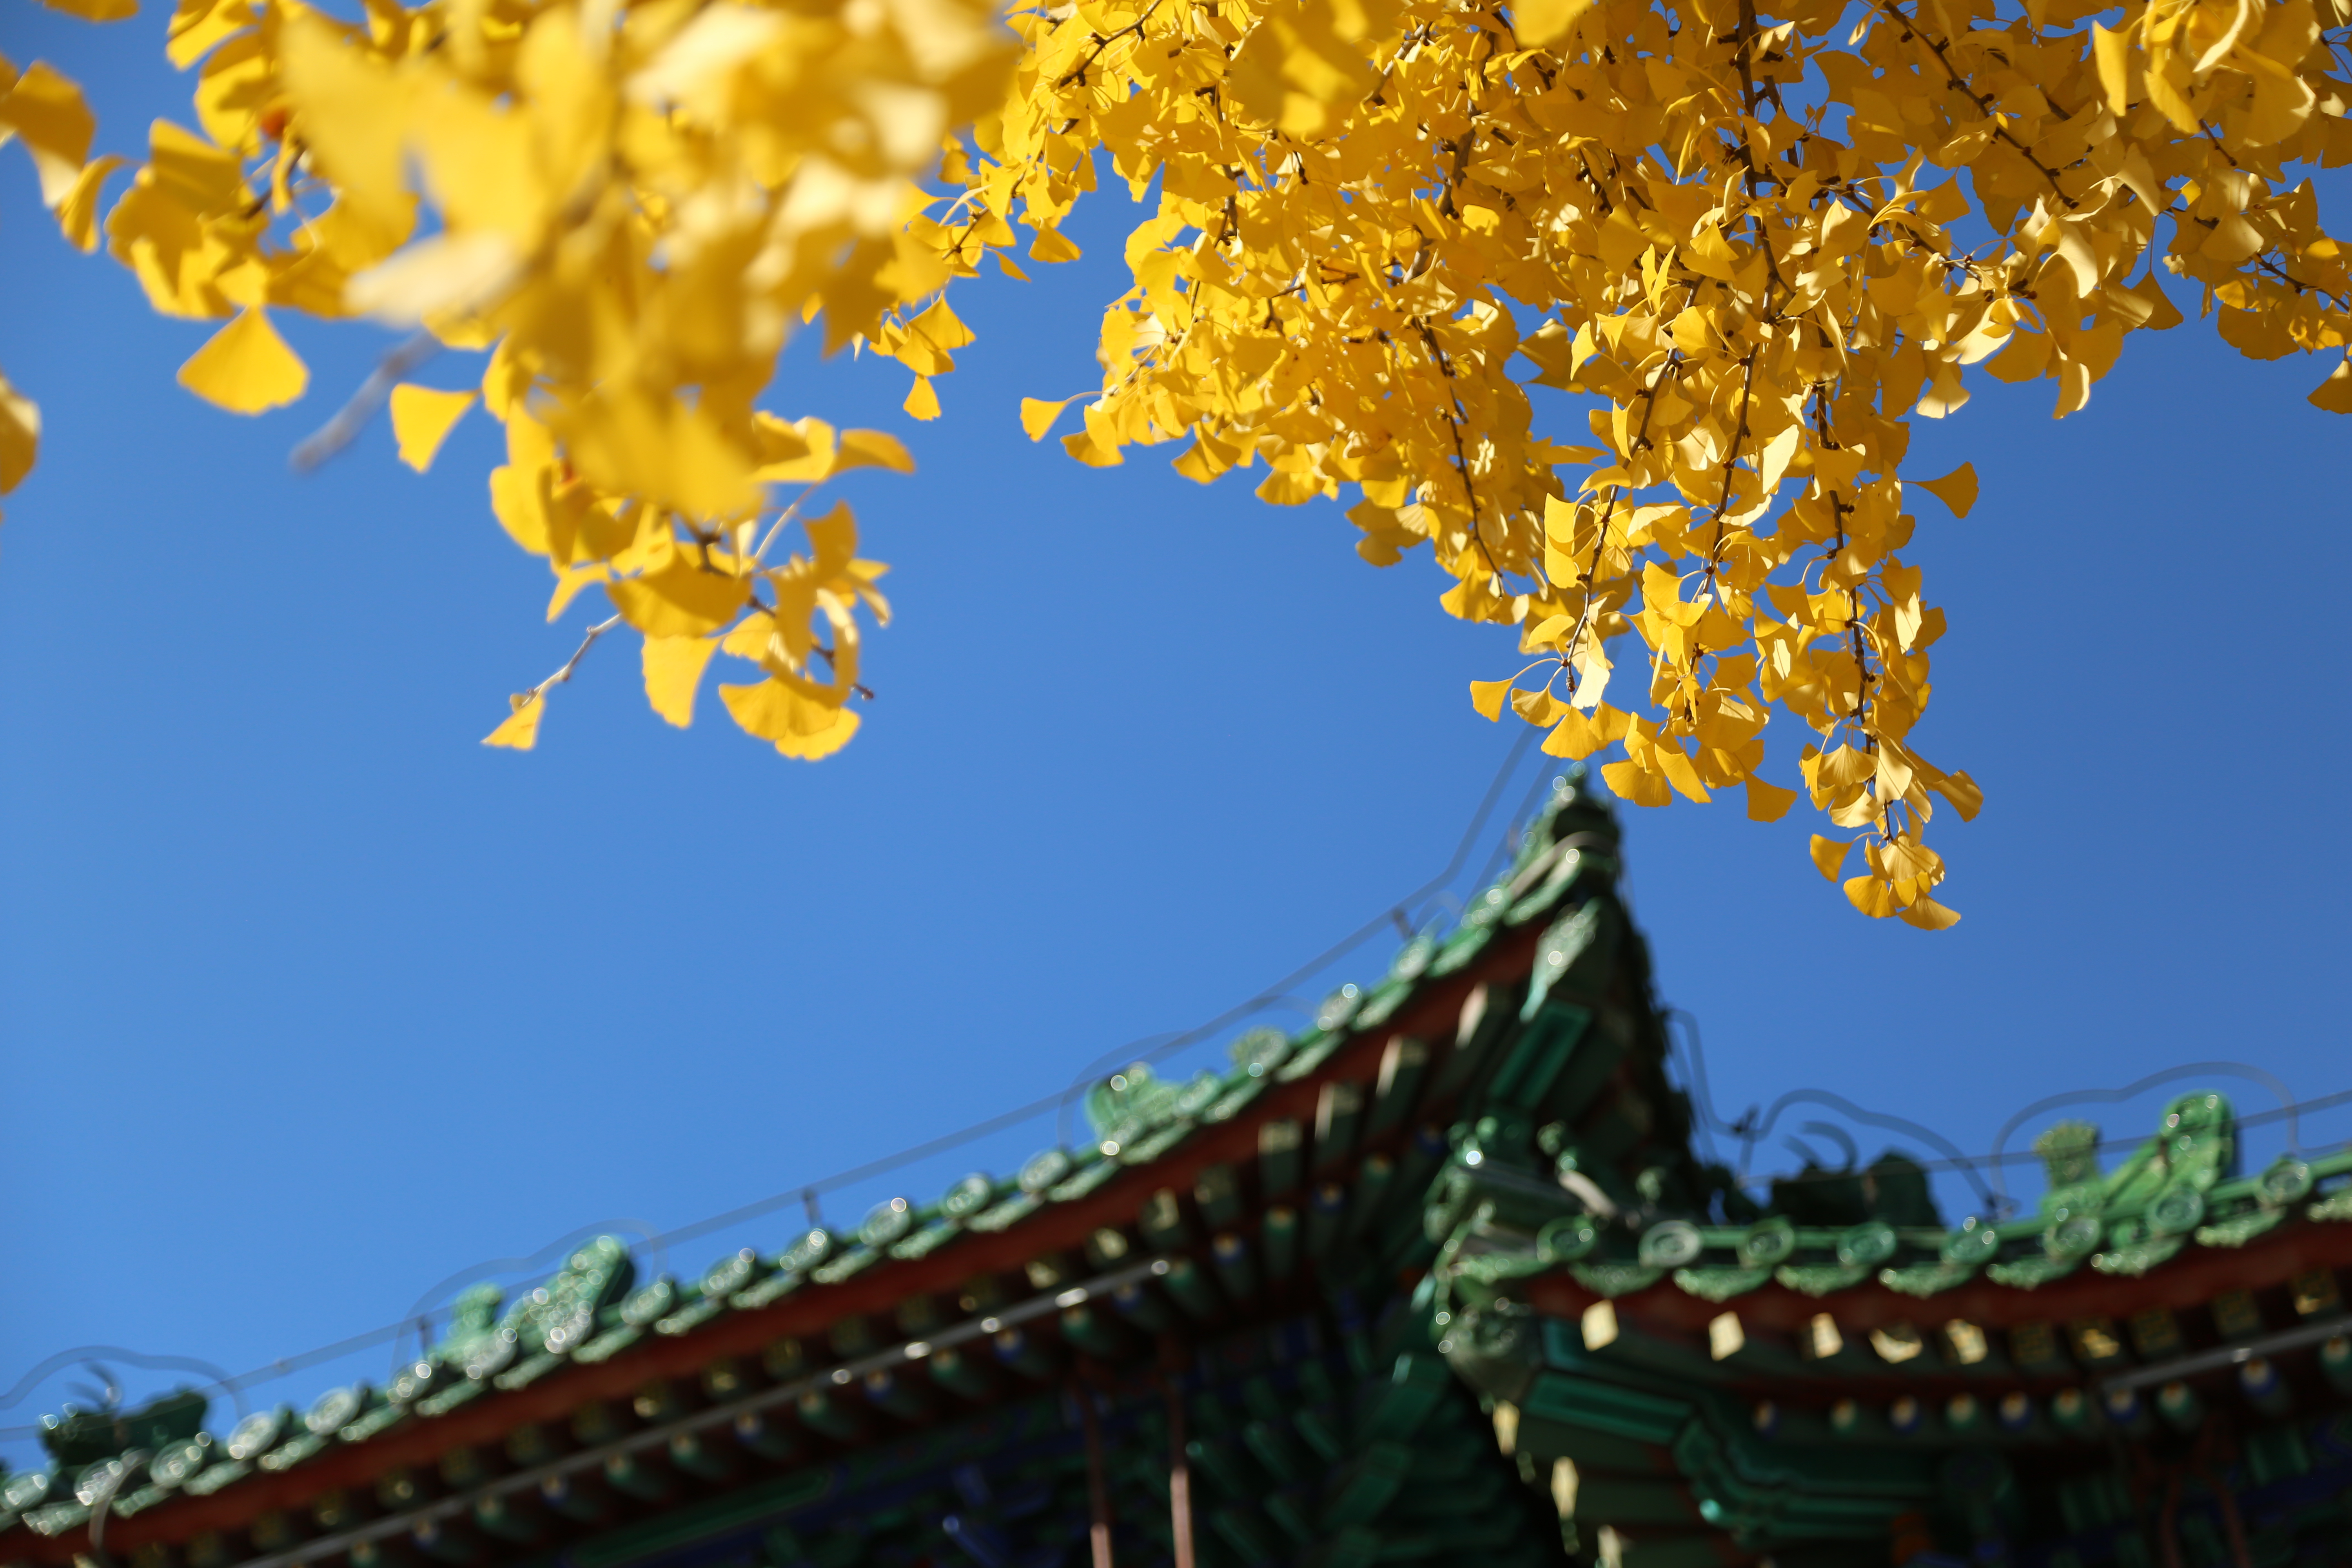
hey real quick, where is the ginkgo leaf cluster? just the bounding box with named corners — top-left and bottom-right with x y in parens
top-left (6, 0), bottom-right (1010, 757)
top-left (6, 0), bottom-right (2349, 920)
top-left (879, 0), bottom-right (2352, 925)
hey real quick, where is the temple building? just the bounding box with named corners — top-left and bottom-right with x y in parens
top-left (5, 775), bottom-right (2350, 1568)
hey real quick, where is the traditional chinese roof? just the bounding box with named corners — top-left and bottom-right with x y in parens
top-left (1428, 1063), bottom-right (2352, 1562)
top-left (7, 771), bottom-right (2348, 1568)
top-left (2, 774), bottom-right (1677, 1568)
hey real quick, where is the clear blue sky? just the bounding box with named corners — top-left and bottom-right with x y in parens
top-left (4, 7), bottom-right (2348, 1464)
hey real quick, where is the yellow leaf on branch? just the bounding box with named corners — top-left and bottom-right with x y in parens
top-left (835, 430), bottom-right (916, 476)
top-left (2310, 360), bottom-right (2352, 414)
top-left (606, 553), bottom-right (754, 639)
top-left (1468, 679), bottom-right (1512, 721)
top-left (176, 308), bottom-right (308, 414)
top-left (1900, 896), bottom-right (1963, 931)
top-left (642, 635), bottom-right (719, 728)
top-left (390, 385), bottom-right (478, 472)
top-left (1915, 464), bottom-right (1979, 519)
top-left (0, 368), bottom-right (38, 496)
top-left (719, 679), bottom-right (861, 760)
top-left (1809, 836), bottom-right (1852, 883)
top-left (0, 60), bottom-right (98, 206)
top-left (1029, 228), bottom-right (1082, 263)
top-left (38, 0), bottom-right (140, 18)
top-left (1745, 778), bottom-right (1797, 822)
top-left (1019, 398), bottom-right (1073, 440)
top-left (482, 693), bottom-right (545, 750)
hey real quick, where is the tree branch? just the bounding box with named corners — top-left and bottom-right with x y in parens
top-left (288, 332), bottom-right (441, 474)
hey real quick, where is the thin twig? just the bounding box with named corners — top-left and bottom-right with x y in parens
top-left (1559, 352), bottom-right (1683, 697)
top-left (1410, 319), bottom-right (1506, 583)
top-left (517, 615), bottom-right (624, 712)
top-left (289, 332), bottom-right (442, 473)
top-left (1704, 348), bottom-right (1761, 574)
top-left (1058, 0), bottom-right (1165, 86)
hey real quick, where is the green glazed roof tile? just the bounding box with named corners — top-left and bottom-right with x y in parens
top-left (1877, 1262), bottom-right (1978, 1298)
top-left (409, 1379), bottom-right (488, 1419)
top-left (1348, 976), bottom-right (1414, 1032)
top-left (2192, 1207), bottom-right (2290, 1248)
top-left (1385, 931), bottom-right (1438, 984)
top-left (1273, 1033), bottom-right (1342, 1083)
top-left (726, 1266), bottom-right (806, 1311)
top-left (2089, 1235), bottom-right (2187, 1276)
top-left (332, 1401), bottom-right (404, 1443)
top-left (1504, 844), bottom-right (1590, 926)
top-left (22, 1500), bottom-right (90, 1537)
top-left (1672, 1267), bottom-right (1773, 1303)
top-left (2310, 1183), bottom-right (2352, 1221)
top-left (1045, 1157), bottom-right (1120, 1204)
top-left (1111, 1120), bottom-right (1191, 1167)
top-left (1569, 1263), bottom-right (1662, 1298)
top-left (1426, 921), bottom-right (1492, 978)
top-left (962, 1193), bottom-right (1041, 1234)
top-left (180, 1460), bottom-right (249, 1497)
top-left (1983, 1254), bottom-right (2081, 1290)
top-left (487, 1350), bottom-right (567, 1391)
top-left (1772, 1263), bottom-right (1869, 1297)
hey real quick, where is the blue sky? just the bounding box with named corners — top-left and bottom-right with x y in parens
top-left (4, 7), bottom-right (2348, 1463)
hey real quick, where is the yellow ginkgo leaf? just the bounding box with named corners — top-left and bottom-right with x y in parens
top-left (751, 414), bottom-right (830, 482)
top-left (903, 376), bottom-right (941, 421)
top-left (1600, 760), bottom-right (1672, 808)
top-left (1468, 678), bottom-right (1511, 721)
top-left (36, 0), bottom-right (140, 21)
top-left (0, 368), bottom-right (38, 495)
top-left (1913, 463), bottom-right (1978, 519)
top-left (54, 153), bottom-right (123, 252)
top-left (1744, 778), bottom-right (1797, 822)
top-left (166, 0), bottom-right (252, 69)
top-left (1843, 874), bottom-right (1901, 918)
top-left (773, 705), bottom-right (860, 759)
top-left (1029, 227), bottom-right (1082, 263)
top-left (2090, 20), bottom-right (2131, 114)
top-left (1019, 397), bottom-right (1073, 441)
top-left (642, 635), bottom-right (718, 727)
top-left (1653, 743), bottom-right (1711, 804)
top-left (0, 61), bottom-right (98, 207)
top-left (719, 679), bottom-right (861, 760)
top-left (1540, 710), bottom-right (1599, 759)
top-left (276, 16), bottom-right (421, 235)
top-left (1061, 428), bottom-right (1122, 468)
top-left (2309, 360), bottom-right (2352, 414)
top-left (389, 383), bottom-right (477, 472)
top-left (835, 429), bottom-right (915, 475)
top-left (1511, 0), bottom-right (1592, 44)
top-left (482, 693), bottom-right (543, 750)
top-left (1509, 687), bottom-right (1564, 727)
top-left (176, 308), bottom-right (308, 414)
top-left (909, 298), bottom-right (975, 351)
top-left (605, 556), bottom-right (753, 639)
top-left (1898, 896), bottom-right (1962, 931)
top-left (1808, 835), bottom-right (1852, 882)
top-left (1931, 769), bottom-right (1985, 821)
